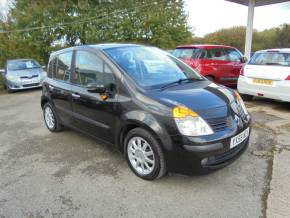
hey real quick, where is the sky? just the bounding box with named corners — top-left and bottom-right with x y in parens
top-left (1, 0), bottom-right (290, 36)
top-left (0, 0), bottom-right (9, 18)
top-left (184, 0), bottom-right (290, 36)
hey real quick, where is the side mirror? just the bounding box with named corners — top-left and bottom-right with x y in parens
top-left (42, 66), bottom-right (46, 69)
top-left (87, 84), bottom-right (106, 93)
top-left (0, 69), bottom-right (4, 76)
top-left (240, 56), bottom-right (248, 63)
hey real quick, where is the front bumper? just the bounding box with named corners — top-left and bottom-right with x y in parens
top-left (7, 80), bottom-right (43, 90)
top-left (165, 123), bottom-right (251, 175)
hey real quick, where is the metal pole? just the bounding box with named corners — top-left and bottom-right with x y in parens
top-left (245, 0), bottom-right (255, 59)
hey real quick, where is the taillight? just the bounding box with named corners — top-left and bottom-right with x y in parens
top-left (240, 67), bottom-right (244, 76)
top-left (286, 75), bottom-right (290, 80)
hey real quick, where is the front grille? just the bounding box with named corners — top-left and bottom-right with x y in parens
top-left (20, 75), bottom-right (39, 79)
top-left (205, 116), bottom-right (231, 132)
top-left (23, 83), bottom-right (40, 87)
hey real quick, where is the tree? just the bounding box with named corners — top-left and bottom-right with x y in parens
top-left (192, 24), bottom-right (290, 54)
top-left (275, 23), bottom-right (290, 48)
top-left (0, 0), bottom-right (193, 66)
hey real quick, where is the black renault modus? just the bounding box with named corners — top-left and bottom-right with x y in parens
top-left (41, 44), bottom-right (251, 180)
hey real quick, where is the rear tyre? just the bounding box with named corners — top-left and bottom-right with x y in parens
top-left (124, 128), bottom-right (167, 180)
top-left (43, 102), bottom-right (63, 132)
top-left (240, 94), bottom-right (253, 101)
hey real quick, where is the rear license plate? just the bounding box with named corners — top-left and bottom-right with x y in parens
top-left (252, 78), bottom-right (273, 85)
top-left (230, 127), bottom-right (250, 149)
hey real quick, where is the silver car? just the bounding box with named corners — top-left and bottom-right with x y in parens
top-left (0, 59), bottom-right (47, 93)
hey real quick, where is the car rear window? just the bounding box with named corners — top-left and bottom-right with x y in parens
top-left (249, 52), bottom-right (290, 66)
top-left (172, 48), bottom-right (202, 59)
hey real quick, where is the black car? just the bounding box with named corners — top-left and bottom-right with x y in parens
top-left (41, 44), bottom-right (251, 180)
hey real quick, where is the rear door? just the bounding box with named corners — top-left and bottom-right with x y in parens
top-left (70, 49), bottom-right (118, 144)
top-left (201, 48), bottom-right (243, 85)
top-left (48, 51), bottom-right (73, 125)
top-left (244, 51), bottom-right (290, 81)
top-left (172, 47), bottom-right (202, 69)
top-left (202, 48), bottom-right (233, 80)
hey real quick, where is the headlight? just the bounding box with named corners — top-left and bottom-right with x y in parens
top-left (173, 106), bottom-right (214, 136)
top-left (234, 91), bottom-right (248, 115)
top-left (6, 74), bottom-right (20, 82)
top-left (40, 71), bottom-right (47, 79)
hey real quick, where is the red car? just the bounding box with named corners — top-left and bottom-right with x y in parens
top-left (172, 45), bottom-right (247, 87)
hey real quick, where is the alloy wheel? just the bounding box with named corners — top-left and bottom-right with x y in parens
top-left (127, 136), bottom-right (155, 176)
top-left (44, 106), bottom-right (55, 129)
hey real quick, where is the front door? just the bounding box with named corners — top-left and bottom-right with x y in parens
top-left (49, 51), bottom-right (73, 125)
top-left (70, 49), bottom-right (118, 144)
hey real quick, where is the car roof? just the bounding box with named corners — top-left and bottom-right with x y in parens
top-left (175, 44), bottom-right (237, 49)
top-left (255, 48), bottom-right (290, 53)
top-left (50, 43), bottom-right (142, 56)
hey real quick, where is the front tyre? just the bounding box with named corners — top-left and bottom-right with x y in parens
top-left (6, 86), bottom-right (13, 93)
top-left (124, 128), bottom-right (166, 180)
top-left (43, 102), bottom-right (63, 132)
top-left (240, 94), bottom-right (253, 101)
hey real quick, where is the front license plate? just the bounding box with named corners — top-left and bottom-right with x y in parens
top-left (252, 78), bottom-right (273, 85)
top-left (22, 79), bottom-right (38, 84)
top-left (230, 127), bottom-right (250, 149)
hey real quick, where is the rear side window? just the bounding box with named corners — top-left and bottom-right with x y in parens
top-left (205, 48), bottom-right (242, 62)
top-left (48, 57), bottom-right (57, 78)
top-left (73, 50), bottom-right (114, 87)
top-left (172, 48), bottom-right (202, 59)
top-left (205, 48), bottom-right (227, 60)
top-left (55, 52), bottom-right (73, 82)
top-left (249, 52), bottom-right (290, 66)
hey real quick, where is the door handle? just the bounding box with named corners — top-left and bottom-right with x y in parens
top-left (72, 93), bottom-right (80, 98)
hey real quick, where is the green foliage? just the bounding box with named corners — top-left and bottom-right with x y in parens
top-left (192, 24), bottom-right (290, 53)
top-left (0, 0), bottom-right (193, 68)
top-left (0, 76), bottom-right (5, 93)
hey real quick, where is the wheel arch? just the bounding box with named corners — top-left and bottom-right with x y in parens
top-left (116, 111), bottom-right (173, 153)
top-left (41, 96), bottom-right (50, 108)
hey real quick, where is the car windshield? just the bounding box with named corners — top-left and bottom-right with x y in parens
top-left (104, 46), bottom-right (204, 89)
top-left (7, 60), bottom-right (41, 71)
top-left (249, 52), bottom-right (290, 66)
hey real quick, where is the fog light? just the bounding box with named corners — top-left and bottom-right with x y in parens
top-left (201, 158), bottom-right (208, 166)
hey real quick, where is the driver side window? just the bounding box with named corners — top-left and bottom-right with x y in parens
top-left (73, 50), bottom-right (114, 87)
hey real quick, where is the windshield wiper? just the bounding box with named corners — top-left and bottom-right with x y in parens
top-left (161, 78), bottom-right (201, 90)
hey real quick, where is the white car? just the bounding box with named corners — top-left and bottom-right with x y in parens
top-left (238, 48), bottom-right (290, 102)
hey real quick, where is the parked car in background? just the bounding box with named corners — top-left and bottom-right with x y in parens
top-left (41, 44), bottom-right (251, 180)
top-left (238, 48), bottom-right (290, 102)
top-left (172, 44), bottom-right (247, 87)
top-left (0, 59), bottom-right (47, 93)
